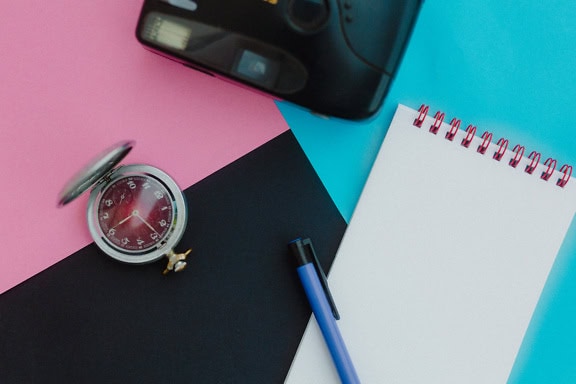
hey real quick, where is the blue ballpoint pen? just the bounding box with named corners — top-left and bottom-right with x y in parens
top-left (289, 238), bottom-right (361, 384)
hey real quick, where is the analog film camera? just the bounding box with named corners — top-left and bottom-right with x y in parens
top-left (136, 0), bottom-right (422, 120)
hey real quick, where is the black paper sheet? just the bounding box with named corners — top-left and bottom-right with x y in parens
top-left (0, 131), bottom-right (347, 383)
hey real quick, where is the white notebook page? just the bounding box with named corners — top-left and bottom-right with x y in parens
top-left (285, 104), bottom-right (576, 383)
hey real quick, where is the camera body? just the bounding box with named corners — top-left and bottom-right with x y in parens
top-left (136, 0), bottom-right (422, 120)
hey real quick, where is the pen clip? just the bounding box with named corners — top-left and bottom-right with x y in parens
top-left (293, 238), bottom-right (340, 320)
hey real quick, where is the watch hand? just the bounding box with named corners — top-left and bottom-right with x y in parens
top-left (111, 213), bottom-right (134, 230)
top-left (133, 211), bottom-right (160, 235)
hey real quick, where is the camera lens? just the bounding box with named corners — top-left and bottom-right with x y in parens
top-left (287, 0), bottom-right (329, 32)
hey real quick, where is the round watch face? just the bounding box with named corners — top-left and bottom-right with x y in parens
top-left (87, 164), bottom-right (187, 264)
top-left (97, 175), bottom-right (174, 252)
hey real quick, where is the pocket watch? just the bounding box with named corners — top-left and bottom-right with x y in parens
top-left (58, 140), bottom-right (191, 274)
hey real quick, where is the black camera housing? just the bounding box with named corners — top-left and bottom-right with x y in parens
top-left (136, 0), bottom-right (422, 120)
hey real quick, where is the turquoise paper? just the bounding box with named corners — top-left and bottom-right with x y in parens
top-left (280, 1), bottom-right (576, 382)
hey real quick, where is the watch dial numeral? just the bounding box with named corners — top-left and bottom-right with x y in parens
top-left (154, 190), bottom-right (164, 200)
top-left (105, 199), bottom-right (113, 207)
top-left (142, 182), bottom-right (151, 190)
top-left (101, 212), bottom-right (109, 220)
top-left (108, 228), bottom-right (116, 236)
top-left (121, 237), bottom-right (130, 246)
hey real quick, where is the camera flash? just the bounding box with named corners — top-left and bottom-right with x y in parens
top-left (143, 15), bottom-right (192, 51)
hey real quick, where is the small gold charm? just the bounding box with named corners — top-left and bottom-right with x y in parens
top-left (163, 249), bottom-right (191, 275)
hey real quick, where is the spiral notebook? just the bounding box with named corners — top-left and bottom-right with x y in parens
top-left (285, 104), bottom-right (576, 383)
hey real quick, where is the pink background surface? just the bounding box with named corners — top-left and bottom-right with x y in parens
top-left (0, 1), bottom-right (288, 294)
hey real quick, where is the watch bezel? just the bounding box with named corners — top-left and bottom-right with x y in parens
top-left (87, 164), bottom-right (188, 264)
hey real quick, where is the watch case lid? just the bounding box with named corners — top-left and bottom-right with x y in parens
top-left (57, 140), bottom-right (135, 207)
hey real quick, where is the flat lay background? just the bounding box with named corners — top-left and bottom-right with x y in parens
top-left (1, 1), bottom-right (576, 382)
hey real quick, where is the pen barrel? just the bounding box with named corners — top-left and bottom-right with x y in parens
top-left (297, 264), bottom-right (361, 384)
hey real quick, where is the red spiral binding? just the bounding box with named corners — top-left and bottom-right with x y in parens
top-left (509, 145), bottom-right (525, 168)
top-left (493, 138), bottom-right (509, 161)
top-left (413, 104), bottom-right (429, 128)
top-left (461, 125), bottom-right (477, 148)
top-left (445, 118), bottom-right (461, 141)
top-left (413, 105), bottom-right (572, 188)
top-left (429, 112), bottom-right (445, 134)
top-left (477, 131), bottom-right (493, 154)
top-left (525, 151), bottom-right (541, 174)
top-left (557, 165), bottom-right (573, 187)
top-left (541, 158), bottom-right (557, 181)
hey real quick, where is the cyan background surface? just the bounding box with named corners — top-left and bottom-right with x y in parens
top-left (281, 1), bottom-right (576, 382)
